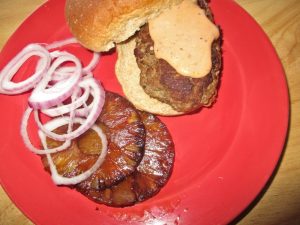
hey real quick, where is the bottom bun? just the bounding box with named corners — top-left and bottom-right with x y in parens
top-left (115, 38), bottom-right (182, 116)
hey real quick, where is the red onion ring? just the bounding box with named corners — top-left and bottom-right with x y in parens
top-left (45, 38), bottom-right (77, 50)
top-left (20, 107), bottom-right (72, 154)
top-left (52, 67), bottom-right (75, 82)
top-left (41, 85), bottom-right (90, 117)
top-left (74, 101), bottom-right (93, 117)
top-left (51, 53), bottom-right (100, 80)
top-left (47, 38), bottom-right (100, 76)
top-left (0, 44), bottom-right (51, 94)
top-left (1, 38), bottom-right (107, 184)
top-left (34, 78), bottom-right (105, 141)
top-left (82, 53), bottom-right (100, 74)
top-left (28, 52), bottom-right (82, 110)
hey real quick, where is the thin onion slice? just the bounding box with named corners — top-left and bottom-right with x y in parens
top-left (82, 53), bottom-right (100, 74)
top-left (74, 101), bottom-right (93, 117)
top-left (20, 107), bottom-right (72, 154)
top-left (51, 52), bottom-right (100, 80)
top-left (45, 38), bottom-right (77, 50)
top-left (34, 78), bottom-right (105, 141)
top-left (28, 52), bottom-right (82, 110)
top-left (0, 44), bottom-right (51, 94)
top-left (38, 117), bottom-right (108, 185)
top-left (48, 38), bottom-right (100, 76)
top-left (0, 38), bottom-right (107, 185)
top-left (42, 85), bottom-right (90, 117)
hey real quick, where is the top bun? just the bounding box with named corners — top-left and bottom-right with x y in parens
top-left (65, 0), bottom-right (183, 52)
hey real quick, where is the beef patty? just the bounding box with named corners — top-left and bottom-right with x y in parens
top-left (134, 0), bottom-right (222, 113)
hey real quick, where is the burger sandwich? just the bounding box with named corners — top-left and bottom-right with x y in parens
top-left (66, 0), bottom-right (222, 116)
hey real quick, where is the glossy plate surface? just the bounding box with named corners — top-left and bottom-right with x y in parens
top-left (0, 0), bottom-right (289, 224)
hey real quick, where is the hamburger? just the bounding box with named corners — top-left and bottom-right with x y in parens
top-left (66, 0), bottom-right (222, 116)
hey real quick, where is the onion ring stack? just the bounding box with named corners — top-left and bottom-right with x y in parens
top-left (0, 39), bottom-right (107, 185)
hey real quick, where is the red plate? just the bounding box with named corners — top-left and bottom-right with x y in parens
top-left (0, 0), bottom-right (289, 224)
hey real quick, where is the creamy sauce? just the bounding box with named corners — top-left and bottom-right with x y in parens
top-left (148, 0), bottom-right (219, 78)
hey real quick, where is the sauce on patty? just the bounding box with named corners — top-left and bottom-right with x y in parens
top-left (148, 0), bottom-right (219, 78)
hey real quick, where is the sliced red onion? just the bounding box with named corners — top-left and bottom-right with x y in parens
top-left (47, 38), bottom-right (100, 76)
top-left (34, 78), bottom-right (105, 141)
top-left (45, 38), bottom-right (77, 50)
top-left (74, 101), bottom-right (93, 117)
top-left (52, 67), bottom-right (74, 81)
top-left (49, 50), bottom-right (61, 59)
top-left (28, 52), bottom-right (82, 110)
top-left (51, 52), bottom-right (99, 79)
top-left (82, 53), bottom-right (100, 74)
top-left (67, 90), bottom-right (77, 134)
top-left (38, 117), bottom-right (108, 185)
top-left (74, 85), bottom-right (97, 117)
top-left (42, 85), bottom-right (90, 117)
top-left (20, 107), bottom-right (71, 154)
top-left (83, 72), bottom-right (93, 80)
top-left (0, 44), bottom-right (51, 94)
top-left (1, 38), bottom-right (107, 184)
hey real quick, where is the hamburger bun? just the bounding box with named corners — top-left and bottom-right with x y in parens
top-left (65, 0), bottom-right (183, 52)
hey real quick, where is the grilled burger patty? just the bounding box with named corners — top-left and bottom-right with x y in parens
top-left (134, 0), bottom-right (222, 113)
top-left (79, 111), bottom-right (175, 207)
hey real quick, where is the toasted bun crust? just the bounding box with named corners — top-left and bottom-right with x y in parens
top-left (115, 38), bottom-right (182, 116)
top-left (65, 0), bottom-right (182, 52)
